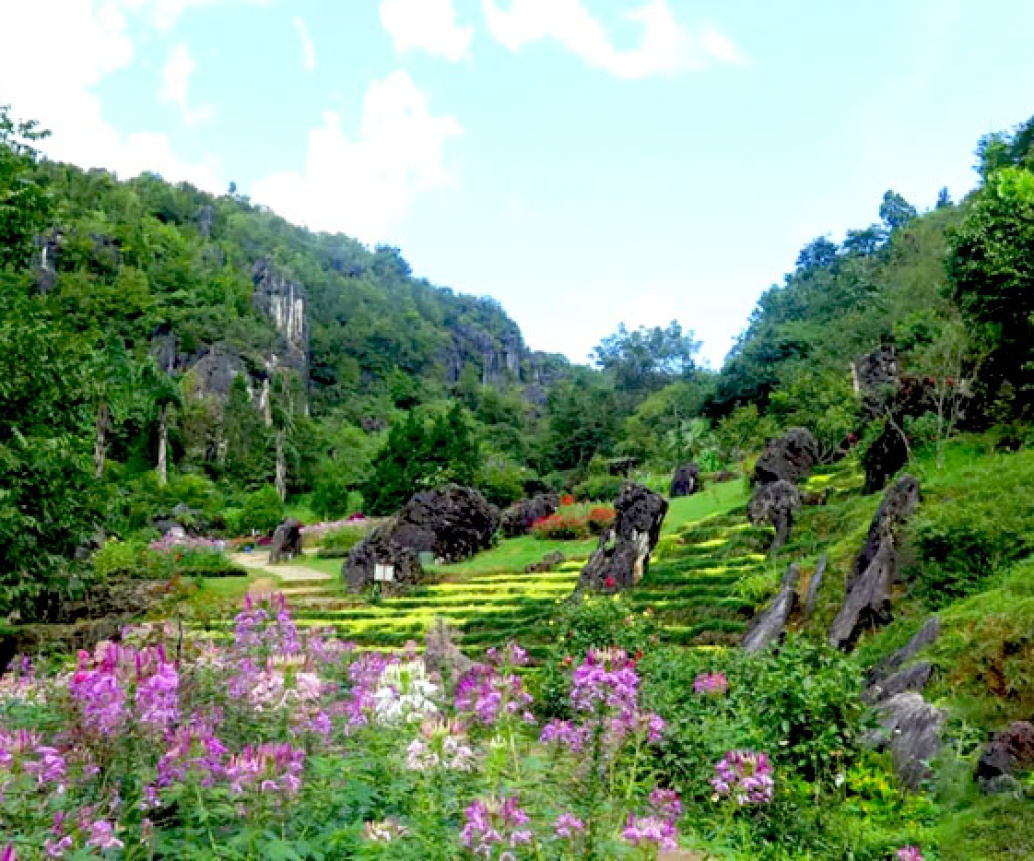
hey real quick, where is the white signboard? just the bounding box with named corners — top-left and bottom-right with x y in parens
top-left (374, 563), bottom-right (395, 583)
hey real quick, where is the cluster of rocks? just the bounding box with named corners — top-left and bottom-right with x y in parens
top-left (525, 550), bottom-right (566, 574)
top-left (747, 427), bottom-right (820, 551)
top-left (501, 493), bottom-right (560, 538)
top-left (579, 483), bottom-right (668, 592)
top-left (343, 485), bottom-right (499, 593)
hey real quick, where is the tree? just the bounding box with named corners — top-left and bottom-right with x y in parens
top-left (0, 105), bottom-right (51, 271)
top-left (591, 321), bottom-right (700, 398)
top-left (139, 359), bottom-right (182, 486)
top-left (89, 337), bottom-right (135, 479)
top-left (936, 187), bottom-right (953, 209)
top-left (270, 370), bottom-right (304, 501)
top-left (879, 190), bottom-right (918, 233)
top-left (948, 167), bottom-right (1034, 406)
top-left (795, 237), bottom-right (839, 271)
top-left (545, 370), bottom-right (618, 473)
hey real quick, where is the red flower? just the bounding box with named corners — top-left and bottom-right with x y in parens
top-left (635, 650), bottom-right (643, 661)
top-left (604, 576), bottom-right (616, 589)
top-left (562, 655), bottom-right (573, 666)
top-left (561, 494), bottom-right (575, 506)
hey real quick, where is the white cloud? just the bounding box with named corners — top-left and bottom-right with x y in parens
top-left (380, 0), bottom-right (473, 62)
top-left (252, 71), bottom-right (463, 242)
top-left (0, 0), bottom-right (222, 192)
top-left (293, 17), bottom-right (317, 72)
top-left (123, 0), bottom-right (273, 32)
top-left (160, 44), bottom-right (214, 125)
top-left (482, 0), bottom-right (744, 79)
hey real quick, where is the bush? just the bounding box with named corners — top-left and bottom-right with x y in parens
top-left (529, 503), bottom-right (615, 541)
top-left (316, 525), bottom-right (366, 559)
top-left (574, 473), bottom-right (623, 502)
top-left (237, 485), bottom-right (284, 536)
top-left (91, 538), bottom-right (148, 579)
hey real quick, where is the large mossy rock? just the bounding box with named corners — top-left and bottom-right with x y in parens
top-left (501, 493), bottom-right (560, 537)
top-left (867, 691), bottom-right (945, 790)
top-left (579, 483), bottom-right (668, 591)
top-left (829, 475), bottom-right (920, 650)
top-left (669, 463), bottom-right (700, 498)
top-left (742, 564), bottom-right (800, 653)
top-left (754, 427), bottom-right (819, 486)
top-left (343, 484), bottom-right (499, 592)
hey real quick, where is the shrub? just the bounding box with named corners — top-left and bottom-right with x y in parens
top-left (91, 538), bottom-right (147, 579)
top-left (316, 525), bottom-right (366, 559)
top-left (237, 485), bottom-right (285, 536)
top-left (588, 505), bottom-right (616, 534)
top-left (530, 503), bottom-right (615, 541)
top-left (574, 473), bottom-right (623, 502)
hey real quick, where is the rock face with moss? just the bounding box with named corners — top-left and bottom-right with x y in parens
top-left (829, 474), bottom-right (921, 650)
top-left (747, 479), bottom-right (802, 551)
top-left (579, 483), bottom-right (667, 591)
top-left (753, 427), bottom-right (819, 485)
top-left (343, 484), bottom-right (499, 591)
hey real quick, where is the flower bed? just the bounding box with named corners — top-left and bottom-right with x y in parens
top-left (530, 504), bottom-right (616, 541)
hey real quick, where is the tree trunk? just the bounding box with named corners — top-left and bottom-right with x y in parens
top-left (275, 427), bottom-right (287, 501)
top-left (94, 402), bottom-right (109, 480)
top-left (158, 403), bottom-right (169, 486)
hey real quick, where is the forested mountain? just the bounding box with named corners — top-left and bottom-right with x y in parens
top-left (3, 101), bottom-right (1034, 623)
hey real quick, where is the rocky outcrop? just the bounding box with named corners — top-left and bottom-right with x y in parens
top-left (976, 722), bottom-right (1034, 794)
top-left (862, 662), bottom-right (933, 705)
top-left (186, 344), bottom-right (248, 400)
top-left (852, 344), bottom-right (900, 418)
top-left (867, 692), bottom-right (945, 789)
top-left (669, 463), bottom-right (700, 498)
top-left (742, 564), bottom-right (800, 653)
top-left (501, 493), bottom-right (560, 538)
top-left (747, 480), bottom-right (801, 551)
top-left (343, 485), bottom-right (500, 592)
top-left (579, 483), bottom-right (668, 591)
top-left (269, 518), bottom-right (304, 564)
top-left (252, 258), bottom-right (309, 370)
top-left (829, 475), bottom-right (920, 650)
top-left (754, 427), bottom-right (820, 486)
top-left (867, 617), bottom-right (941, 683)
top-left (802, 554), bottom-right (828, 619)
top-left (424, 619), bottom-right (476, 683)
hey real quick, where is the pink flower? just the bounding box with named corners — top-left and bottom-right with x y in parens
top-left (85, 821), bottom-right (123, 851)
top-left (693, 672), bottom-right (729, 696)
top-left (711, 750), bottom-right (775, 805)
top-left (622, 814), bottom-right (678, 850)
top-left (553, 812), bottom-right (585, 839)
top-left (897, 848), bottom-right (924, 861)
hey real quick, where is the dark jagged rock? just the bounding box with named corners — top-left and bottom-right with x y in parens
top-left (579, 484), bottom-right (668, 591)
top-left (501, 493), bottom-right (560, 538)
top-left (607, 457), bottom-right (639, 477)
top-left (803, 554), bottom-right (828, 619)
top-left (742, 564), bottom-right (800, 653)
top-left (389, 485), bottom-right (501, 563)
top-left (343, 524), bottom-right (424, 593)
top-left (863, 662), bottom-right (933, 705)
top-left (867, 692), bottom-right (946, 790)
top-left (187, 344), bottom-right (248, 399)
top-left (669, 463), bottom-right (700, 498)
top-left (525, 550), bottom-right (566, 574)
top-left (852, 344), bottom-right (900, 418)
top-left (976, 722), bottom-right (1034, 793)
top-left (867, 617), bottom-right (941, 684)
top-left (754, 427), bottom-right (820, 486)
top-left (829, 475), bottom-right (920, 650)
top-left (747, 480), bottom-right (801, 551)
top-left (343, 485), bottom-right (499, 592)
top-left (269, 518), bottom-right (304, 563)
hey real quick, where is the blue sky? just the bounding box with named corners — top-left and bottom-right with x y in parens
top-left (4, 1), bottom-right (1034, 366)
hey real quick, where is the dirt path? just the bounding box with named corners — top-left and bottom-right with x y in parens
top-left (231, 550), bottom-right (331, 582)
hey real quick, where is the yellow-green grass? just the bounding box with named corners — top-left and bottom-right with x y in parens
top-left (661, 480), bottom-right (748, 536)
top-left (428, 535), bottom-right (598, 577)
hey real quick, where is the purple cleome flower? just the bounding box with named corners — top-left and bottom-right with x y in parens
top-left (711, 749), bottom-right (775, 805)
top-left (897, 847), bottom-right (925, 861)
top-left (460, 795), bottom-right (533, 858)
top-left (621, 813), bottom-right (678, 851)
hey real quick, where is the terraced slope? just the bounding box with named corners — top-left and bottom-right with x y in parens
top-left (632, 515), bottom-right (776, 646)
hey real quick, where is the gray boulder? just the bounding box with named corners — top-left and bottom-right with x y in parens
top-left (866, 617), bottom-right (941, 683)
top-left (669, 463), bottom-right (700, 498)
top-left (802, 554), bottom-right (828, 619)
top-left (342, 524), bottom-right (424, 593)
top-left (580, 483), bottom-right (668, 591)
top-left (525, 550), bottom-right (566, 574)
top-left (747, 480), bottom-right (802, 551)
top-left (863, 662), bottom-right (933, 705)
top-left (269, 518), bottom-right (303, 564)
top-left (742, 564), bottom-right (800, 653)
top-left (829, 475), bottom-right (920, 650)
top-left (867, 692), bottom-right (945, 789)
top-left (754, 427), bottom-right (820, 486)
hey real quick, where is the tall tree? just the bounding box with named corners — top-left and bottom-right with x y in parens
top-left (0, 104), bottom-right (51, 271)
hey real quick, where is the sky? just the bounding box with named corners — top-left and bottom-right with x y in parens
top-left (3, 1), bottom-right (1034, 367)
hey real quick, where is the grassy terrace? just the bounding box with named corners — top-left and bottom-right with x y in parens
top-left (200, 478), bottom-right (764, 652)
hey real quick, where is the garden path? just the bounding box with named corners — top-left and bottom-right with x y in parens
top-left (230, 549), bottom-right (331, 582)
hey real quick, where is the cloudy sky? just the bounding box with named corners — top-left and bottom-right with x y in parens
top-left (3, 1), bottom-right (1034, 366)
